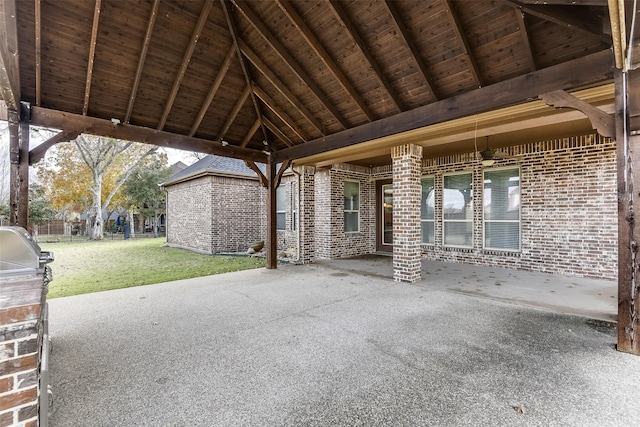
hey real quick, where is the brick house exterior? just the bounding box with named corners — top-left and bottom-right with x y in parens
top-left (164, 132), bottom-right (616, 281)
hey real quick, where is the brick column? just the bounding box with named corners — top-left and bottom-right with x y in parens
top-left (391, 144), bottom-right (423, 283)
top-left (0, 275), bottom-right (46, 426)
top-left (297, 166), bottom-right (315, 264)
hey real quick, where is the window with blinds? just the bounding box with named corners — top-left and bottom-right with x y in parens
top-left (276, 186), bottom-right (286, 230)
top-left (421, 176), bottom-right (435, 244)
top-left (344, 180), bottom-right (360, 232)
top-left (443, 172), bottom-right (473, 247)
top-left (483, 168), bottom-right (520, 251)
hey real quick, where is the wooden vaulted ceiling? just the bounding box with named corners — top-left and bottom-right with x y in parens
top-left (0, 0), bottom-right (622, 166)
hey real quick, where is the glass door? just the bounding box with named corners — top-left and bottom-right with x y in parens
top-left (382, 183), bottom-right (393, 246)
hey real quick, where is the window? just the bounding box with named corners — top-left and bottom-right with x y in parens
top-left (483, 168), bottom-right (520, 251)
top-left (344, 180), bottom-right (360, 232)
top-left (421, 177), bottom-right (435, 244)
top-left (443, 172), bottom-right (473, 247)
top-left (291, 182), bottom-right (297, 232)
top-left (276, 186), bottom-right (286, 230)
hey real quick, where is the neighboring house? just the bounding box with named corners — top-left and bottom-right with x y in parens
top-left (164, 132), bottom-right (616, 280)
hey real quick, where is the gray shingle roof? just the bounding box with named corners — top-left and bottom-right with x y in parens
top-left (161, 155), bottom-right (266, 186)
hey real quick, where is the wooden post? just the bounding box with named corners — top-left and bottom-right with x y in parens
top-left (266, 156), bottom-right (277, 269)
top-left (8, 102), bottom-right (30, 229)
top-left (616, 68), bottom-right (640, 355)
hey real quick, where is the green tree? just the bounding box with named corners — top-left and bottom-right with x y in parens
top-left (28, 182), bottom-right (57, 240)
top-left (122, 157), bottom-right (172, 238)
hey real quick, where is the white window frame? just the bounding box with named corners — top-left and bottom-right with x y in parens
top-left (482, 167), bottom-right (521, 252)
top-left (276, 185), bottom-right (286, 231)
top-left (421, 175), bottom-right (435, 245)
top-left (343, 180), bottom-right (360, 233)
top-left (291, 181), bottom-right (297, 232)
top-left (442, 171), bottom-right (473, 248)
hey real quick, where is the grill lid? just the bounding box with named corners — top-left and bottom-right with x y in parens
top-left (0, 226), bottom-right (54, 276)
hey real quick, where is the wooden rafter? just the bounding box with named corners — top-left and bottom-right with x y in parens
top-left (29, 106), bottom-right (268, 163)
top-left (34, 0), bottom-right (41, 106)
top-left (239, 40), bottom-right (326, 135)
top-left (253, 85), bottom-right (306, 143)
top-left (0, 0), bottom-right (20, 110)
top-left (273, 50), bottom-right (614, 163)
top-left (157, 0), bottom-right (213, 131)
top-left (443, 0), bottom-right (483, 88)
top-left (221, 0), bottom-right (269, 145)
top-left (540, 89), bottom-right (614, 137)
top-left (327, 0), bottom-right (404, 112)
top-left (232, 0), bottom-right (349, 129)
top-left (502, 1), bottom-right (610, 43)
top-left (29, 130), bottom-right (80, 165)
top-left (125, 0), bottom-right (160, 124)
top-left (189, 44), bottom-right (236, 137)
top-left (384, 0), bottom-right (439, 101)
top-left (264, 118), bottom-right (294, 147)
top-left (217, 85), bottom-right (251, 141)
top-left (240, 118), bottom-right (261, 148)
top-left (83, 0), bottom-right (102, 116)
top-left (276, 0), bottom-right (374, 122)
top-left (514, 9), bottom-right (537, 71)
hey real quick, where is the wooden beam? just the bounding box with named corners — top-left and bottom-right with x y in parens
top-left (8, 103), bottom-right (29, 228)
top-left (244, 160), bottom-right (267, 187)
top-left (514, 9), bottom-right (537, 72)
top-left (217, 85), bottom-right (251, 141)
top-left (35, 0), bottom-right (41, 106)
top-left (327, 0), bottom-right (404, 112)
top-left (125, 0), bottom-right (160, 124)
top-left (189, 44), bottom-right (235, 137)
top-left (232, 0), bottom-right (349, 129)
top-left (502, 0), bottom-right (611, 43)
top-left (264, 118), bottom-right (293, 147)
top-left (265, 157), bottom-right (277, 269)
top-left (540, 90), bottom-right (614, 137)
top-left (29, 130), bottom-right (80, 165)
top-left (29, 106), bottom-right (268, 163)
top-left (443, 0), bottom-right (483, 88)
top-left (239, 40), bottom-right (327, 135)
top-left (253, 85), bottom-right (306, 142)
top-left (274, 159), bottom-right (290, 189)
top-left (617, 68), bottom-right (640, 355)
top-left (240, 118), bottom-right (261, 148)
top-left (277, 0), bottom-right (374, 122)
top-left (0, 0), bottom-right (20, 110)
top-left (83, 0), bottom-right (102, 116)
top-left (273, 49), bottom-right (614, 163)
top-left (384, 0), bottom-right (439, 101)
top-left (157, 0), bottom-right (213, 130)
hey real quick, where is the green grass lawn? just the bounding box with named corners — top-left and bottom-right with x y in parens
top-left (41, 238), bottom-right (265, 298)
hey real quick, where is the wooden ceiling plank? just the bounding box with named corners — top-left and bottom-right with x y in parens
top-left (239, 40), bottom-right (327, 135)
top-left (327, 0), bottom-right (404, 112)
top-left (221, 0), bottom-right (270, 144)
top-left (384, 0), bottom-right (440, 101)
top-left (502, 1), bottom-right (610, 43)
top-left (0, 0), bottom-right (20, 110)
top-left (272, 49), bottom-right (614, 163)
top-left (253, 85), bottom-right (307, 142)
top-left (240, 118), bottom-right (261, 148)
top-left (35, 0), bottom-right (41, 106)
top-left (157, 0), bottom-right (213, 131)
top-left (443, 0), bottom-right (483, 88)
top-left (514, 9), bottom-right (537, 71)
top-left (125, 0), bottom-right (160, 124)
top-left (264, 118), bottom-right (293, 147)
top-left (189, 44), bottom-right (235, 137)
top-left (83, 0), bottom-right (102, 116)
top-left (29, 130), bottom-right (80, 165)
top-left (277, 0), bottom-right (374, 122)
top-left (232, 0), bottom-right (349, 129)
top-left (217, 84), bottom-right (251, 141)
top-left (30, 106), bottom-right (268, 163)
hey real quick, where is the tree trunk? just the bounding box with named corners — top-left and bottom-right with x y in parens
top-left (87, 174), bottom-right (104, 240)
top-left (128, 210), bottom-right (136, 239)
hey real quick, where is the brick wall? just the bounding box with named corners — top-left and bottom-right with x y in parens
top-left (0, 275), bottom-right (46, 427)
top-left (166, 178), bottom-right (214, 253)
top-left (314, 164), bottom-right (376, 259)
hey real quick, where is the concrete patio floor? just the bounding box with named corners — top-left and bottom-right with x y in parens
top-left (48, 261), bottom-right (637, 426)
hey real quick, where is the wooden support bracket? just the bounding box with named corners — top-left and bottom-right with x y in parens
top-left (540, 90), bottom-right (615, 138)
